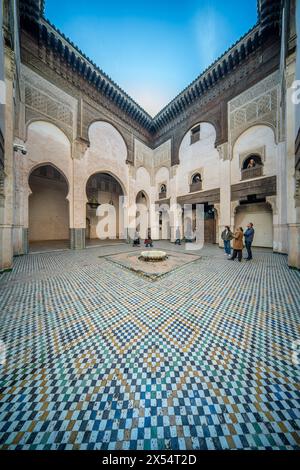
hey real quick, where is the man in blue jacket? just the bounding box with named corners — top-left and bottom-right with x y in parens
top-left (244, 223), bottom-right (255, 260)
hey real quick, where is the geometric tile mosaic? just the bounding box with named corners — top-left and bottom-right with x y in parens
top-left (0, 243), bottom-right (299, 449)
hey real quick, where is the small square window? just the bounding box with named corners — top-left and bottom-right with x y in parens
top-left (190, 125), bottom-right (200, 144)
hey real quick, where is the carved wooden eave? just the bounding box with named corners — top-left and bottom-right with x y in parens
top-left (19, 0), bottom-right (282, 149)
top-left (177, 189), bottom-right (221, 205)
top-left (152, 26), bottom-right (264, 132)
top-left (20, 13), bottom-right (154, 135)
top-left (19, 0), bottom-right (45, 21)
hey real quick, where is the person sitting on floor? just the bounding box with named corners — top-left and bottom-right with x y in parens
top-left (144, 229), bottom-right (153, 247)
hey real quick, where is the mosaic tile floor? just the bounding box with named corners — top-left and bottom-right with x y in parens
top-left (0, 243), bottom-right (299, 450)
top-left (107, 250), bottom-right (200, 279)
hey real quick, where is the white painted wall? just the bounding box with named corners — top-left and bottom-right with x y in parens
top-left (73, 121), bottom-right (129, 232)
top-left (232, 125), bottom-right (277, 183)
top-left (155, 166), bottom-right (169, 199)
top-left (235, 203), bottom-right (273, 248)
top-left (177, 122), bottom-right (219, 196)
top-left (29, 176), bottom-right (69, 241)
top-left (24, 121), bottom-right (72, 229)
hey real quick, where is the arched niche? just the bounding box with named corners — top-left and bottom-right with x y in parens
top-left (85, 171), bottom-right (126, 243)
top-left (28, 164), bottom-right (70, 250)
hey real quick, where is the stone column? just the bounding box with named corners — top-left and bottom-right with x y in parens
top-left (274, 141), bottom-right (289, 253)
top-left (288, 169), bottom-right (300, 268)
top-left (286, 60), bottom-right (300, 268)
top-left (288, 222), bottom-right (300, 268)
top-left (265, 195), bottom-right (280, 252)
top-left (230, 201), bottom-right (240, 229)
top-left (0, 47), bottom-right (15, 271)
top-left (168, 165), bottom-right (178, 242)
top-left (217, 143), bottom-right (231, 247)
top-left (70, 139), bottom-right (88, 249)
top-left (12, 141), bottom-right (25, 256)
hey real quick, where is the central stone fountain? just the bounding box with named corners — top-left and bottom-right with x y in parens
top-left (107, 250), bottom-right (200, 280)
top-left (139, 250), bottom-right (168, 262)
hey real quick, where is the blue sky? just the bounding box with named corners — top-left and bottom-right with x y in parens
top-left (45, 0), bottom-right (258, 116)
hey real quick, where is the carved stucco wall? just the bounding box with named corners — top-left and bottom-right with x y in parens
top-left (153, 140), bottom-right (171, 170)
top-left (21, 64), bottom-right (77, 142)
top-left (134, 139), bottom-right (153, 171)
top-left (295, 169), bottom-right (300, 207)
top-left (134, 138), bottom-right (171, 185)
top-left (228, 71), bottom-right (280, 151)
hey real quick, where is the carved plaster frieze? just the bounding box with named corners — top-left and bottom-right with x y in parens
top-left (0, 167), bottom-right (5, 200)
top-left (24, 107), bottom-right (73, 142)
top-left (295, 169), bottom-right (300, 208)
top-left (228, 71), bottom-right (280, 146)
top-left (4, 47), bottom-right (15, 81)
top-left (155, 54), bottom-right (263, 142)
top-left (229, 71), bottom-right (280, 110)
top-left (22, 64), bottom-right (76, 140)
top-left (24, 84), bottom-right (73, 125)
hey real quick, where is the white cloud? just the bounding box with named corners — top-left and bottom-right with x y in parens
top-left (194, 7), bottom-right (230, 72)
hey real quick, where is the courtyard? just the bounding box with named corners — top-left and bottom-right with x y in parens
top-left (0, 242), bottom-right (299, 450)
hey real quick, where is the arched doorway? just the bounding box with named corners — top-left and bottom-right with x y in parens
top-left (86, 172), bottom-right (125, 245)
top-left (28, 164), bottom-right (69, 252)
top-left (135, 191), bottom-right (149, 239)
top-left (181, 203), bottom-right (216, 244)
top-left (204, 204), bottom-right (217, 244)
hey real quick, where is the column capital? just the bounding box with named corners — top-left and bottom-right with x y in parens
top-left (72, 138), bottom-right (89, 160)
top-left (217, 142), bottom-right (229, 161)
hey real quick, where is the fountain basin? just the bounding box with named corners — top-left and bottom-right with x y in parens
top-left (139, 250), bottom-right (168, 262)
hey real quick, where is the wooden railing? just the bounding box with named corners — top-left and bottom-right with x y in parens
top-left (189, 181), bottom-right (202, 192)
top-left (241, 166), bottom-right (263, 181)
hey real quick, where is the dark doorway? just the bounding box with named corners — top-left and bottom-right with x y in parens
top-left (204, 204), bottom-right (216, 244)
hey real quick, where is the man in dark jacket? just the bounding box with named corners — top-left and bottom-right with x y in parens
top-left (244, 223), bottom-right (255, 260)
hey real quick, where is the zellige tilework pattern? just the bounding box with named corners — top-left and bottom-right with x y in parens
top-left (0, 243), bottom-right (299, 450)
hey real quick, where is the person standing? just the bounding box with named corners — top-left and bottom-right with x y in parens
top-left (229, 227), bottom-right (244, 262)
top-left (221, 225), bottom-right (234, 257)
top-left (133, 230), bottom-right (140, 247)
top-left (175, 226), bottom-right (181, 245)
top-left (244, 223), bottom-right (255, 260)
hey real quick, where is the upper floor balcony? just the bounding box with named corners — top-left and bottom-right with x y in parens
top-left (241, 165), bottom-right (263, 181)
